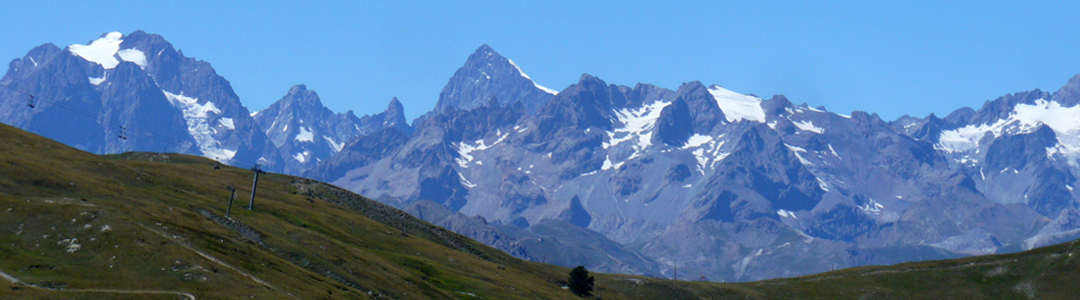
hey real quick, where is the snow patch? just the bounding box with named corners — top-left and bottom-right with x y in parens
top-left (686, 136), bottom-right (729, 173)
top-left (792, 120), bottom-right (824, 134)
top-left (295, 127), bottom-right (314, 142)
top-left (785, 144), bottom-right (813, 165)
top-left (601, 155), bottom-right (625, 171)
top-left (816, 178), bottom-right (830, 192)
top-left (508, 59), bottom-right (558, 95)
top-left (777, 209), bottom-right (797, 219)
top-left (603, 100), bottom-right (668, 163)
top-left (218, 118), bottom-right (235, 130)
top-left (681, 134), bottom-right (714, 149)
top-left (68, 32), bottom-right (123, 69)
top-left (458, 173), bottom-right (477, 188)
top-left (163, 91), bottom-right (234, 162)
top-left (859, 198), bottom-right (884, 214)
top-left (293, 152), bottom-right (307, 163)
top-left (828, 144), bottom-right (840, 158)
top-left (708, 85), bottom-right (765, 123)
top-left (324, 136), bottom-right (345, 152)
top-left (455, 131), bottom-right (509, 168)
top-left (88, 75), bottom-right (106, 85)
top-left (117, 48), bottom-right (148, 69)
top-left (937, 99), bottom-right (1080, 160)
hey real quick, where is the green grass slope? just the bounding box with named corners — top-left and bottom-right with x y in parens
top-left (0, 123), bottom-right (575, 299)
top-left (1, 121), bottom-right (1079, 300)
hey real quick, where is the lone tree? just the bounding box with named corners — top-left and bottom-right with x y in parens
top-left (568, 265), bottom-right (595, 297)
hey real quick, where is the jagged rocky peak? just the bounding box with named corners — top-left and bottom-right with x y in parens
top-left (375, 97), bottom-right (411, 134)
top-left (4, 43), bottom-right (61, 79)
top-left (385, 97), bottom-right (406, 123)
top-left (673, 81), bottom-right (727, 132)
top-left (434, 44), bottom-right (556, 115)
top-left (283, 84), bottom-right (323, 107)
top-left (1052, 74), bottom-right (1080, 106)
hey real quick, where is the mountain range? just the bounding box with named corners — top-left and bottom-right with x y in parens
top-left (4, 31), bottom-right (1080, 282)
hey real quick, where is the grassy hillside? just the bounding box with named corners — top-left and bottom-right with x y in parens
top-left (1, 121), bottom-right (1078, 299)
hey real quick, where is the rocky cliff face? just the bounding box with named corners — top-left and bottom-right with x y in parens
top-left (309, 44), bottom-right (1080, 281)
top-left (252, 84), bottom-right (411, 174)
top-left (0, 31), bottom-right (264, 165)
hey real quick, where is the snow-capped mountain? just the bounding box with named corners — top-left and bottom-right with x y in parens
top-left (307, 44), bottom-right (1080, 281)
top-left (5, 33), bottom-right (1080, 283)
top-left (0, 31), bottom-right (265, 165)
top-left (252, 84), bottom-right (411, 174)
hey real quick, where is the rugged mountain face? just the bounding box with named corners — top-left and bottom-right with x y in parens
top-left (0, 31), bottom-right (264, 165)
top-left (5, 32), bottom-right (1080, 283)
top-left (414, 45), bottom-right (557, 127)
top-left (252, 84), bottom-right (411, 174)
top-left (310, 44), bottom-right (1080, 281)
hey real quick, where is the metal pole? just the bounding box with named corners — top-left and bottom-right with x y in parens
top-left (248, 170), bottom-right (259, 210)
top-left (226, 187), bottom-right (236, 218)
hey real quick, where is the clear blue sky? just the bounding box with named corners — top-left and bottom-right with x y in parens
top-left (2, 1), bottom-right (1079, 121)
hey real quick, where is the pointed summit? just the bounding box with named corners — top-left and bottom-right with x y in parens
top-left (432, 44), bottom-right (556, 115)
top-left (289, 84), bottom-right (309, 94)
top-left (388, 96), bottom-right (405, 113)
top-left (1053, 74), bottom-right (1080, 106)
top-left (471, 44), bottom-right (498, 59)
top-left (382, 97), bottom-right (411, 134)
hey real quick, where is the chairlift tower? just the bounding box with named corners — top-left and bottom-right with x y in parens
top-left (248, 164), bottom-right (265, 210)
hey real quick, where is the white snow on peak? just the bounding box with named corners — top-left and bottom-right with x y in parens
top-left (324, 136), bottom-right (345, 152)
top-left (250, 110), bottom-right (260, 117)
top-left (603, 100), bottom-right (668, 154)
top-left (218, 118), bottom-right (235, 130)
top-left (116, 48), bottom-right (148, 69)
top-left (163, 91), bottom-right (233, 162)
top-left (937, 99), bottom-right (1080, 159)
top-left (455, 131), bottom-right (509, 168)
top-left (28, 56), bottom-right (38, 67)
top-left (69, 32), bottom-right (124, 69)
top-left (68, 31), bottom-right (152, 70)
top-left (507, 59), bottom-right (558, 95)
top-left (708, 85), bottom-right (766, 123)
top-left (69, 32), bottom-right (149, 70)
top-left (295, 127), bottom-right (314, 142)
top-left (792, 120), bottom-right (824, 134)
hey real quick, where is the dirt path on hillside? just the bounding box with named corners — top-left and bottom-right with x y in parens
top-left (0, 268), bottom-right (196, 300)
